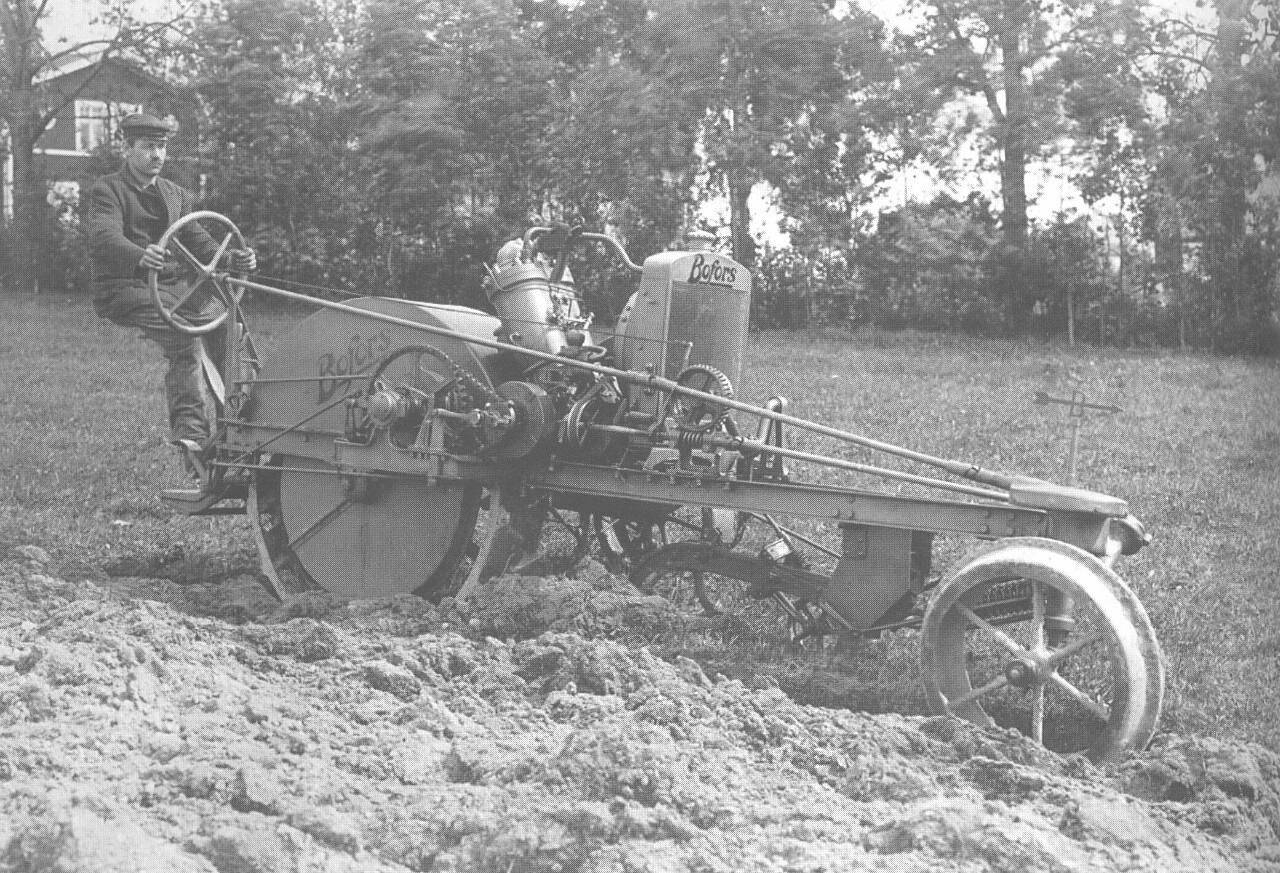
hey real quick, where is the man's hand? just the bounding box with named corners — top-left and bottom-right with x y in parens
top-left (138, 243), bottom-right (167, 272)
top-left (230, 248), bottom-right (257, 273)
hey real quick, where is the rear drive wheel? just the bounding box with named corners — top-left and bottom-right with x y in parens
top-left (249, 455), bottom-right (479, 601)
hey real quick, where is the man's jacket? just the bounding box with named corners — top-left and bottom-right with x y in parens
top-left (87, 170), bottom-right (220, 316)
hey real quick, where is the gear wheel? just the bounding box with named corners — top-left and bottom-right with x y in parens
top-left (671, 364), bottom-right (733, 433)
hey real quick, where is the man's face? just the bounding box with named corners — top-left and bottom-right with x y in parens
top-left (125, 135), bottom-right (167, 179)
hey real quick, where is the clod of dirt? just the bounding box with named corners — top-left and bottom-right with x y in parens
top-left (1, 550), bottom-right (1278, 872)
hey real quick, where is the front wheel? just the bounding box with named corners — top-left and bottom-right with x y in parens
top-left (920, 538), bottom-right (1163, 763)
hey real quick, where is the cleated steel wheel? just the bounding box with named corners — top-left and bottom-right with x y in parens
top-left (629, 548), bottom-right (738, 616)
top-left (249, 455), bottom-right (479, 601)
top-left (920, 537), bottom-right (1163, 763)
top-left (593, 514), bottom-right (664, 573)
top-left (625, 507), bottom-right (760, 616)
top-left (238, 297), bottom-right (502, 602)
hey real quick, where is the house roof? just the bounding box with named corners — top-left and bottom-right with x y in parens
top-left (35, 50), bottom-right (173, 90)
top-left (35, 49), bottom-right (104, 81)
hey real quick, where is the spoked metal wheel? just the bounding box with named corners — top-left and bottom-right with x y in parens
top-left (592, 513), bottom-right (669, 572)
top-left (626, 507), bottom-right (759, 616)
top-left (630, 550), bottom-right (730, 616)
top-left (921, 538), bottom-right (1164, 762)
top-left (249, 455), bottom-right (480, 601)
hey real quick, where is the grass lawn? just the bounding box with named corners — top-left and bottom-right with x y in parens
top-left (2, 292), bottom-right (1278, 750)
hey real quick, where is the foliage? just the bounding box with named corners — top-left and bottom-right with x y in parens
top-left (188, 0), bottom-right (379, 296)
top-left (626, 0), bottom-right (884, 268)
top-left (1019, 217), bottom-right (1107, 344)
top-left (3, 0), bottom-right (1276, 353)
top-left (752, 247), bottom-right (866, 330)
top-left (0, 0), bottom-right (189, 293)
top-left (892, 0), bottom-right (1160, 328)
top-left (1151, 1), bottom-right (1280, 353)
top-left (857, 196), bottom-right (1003, 333)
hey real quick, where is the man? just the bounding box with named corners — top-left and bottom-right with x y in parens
top-left (88, 112), bottom-right (257, 479)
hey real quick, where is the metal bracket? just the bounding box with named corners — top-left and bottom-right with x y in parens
top-left (1033, 390), bottom-right (1122, 484)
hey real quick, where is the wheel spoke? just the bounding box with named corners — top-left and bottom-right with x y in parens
top-left (1031, 684), bottom-right (1045, 743)
top-left (957, 603), bottom-right (1034, 660)
top-left (691, 571), bottom-right (718, 614)
top-left (1031, 580), bottom-right (1045, 650)
top-left (1045, 630), bottom-right (1107, 667)
top-left (945, 672), bottom-right (1011, 711)
top-left (665, 514), bottom-right (703, 536)
top-left (288, 495), bottom-right (355, 554)
top-left (410, 353), bottom-right (449, 390)
top-left (1049, 672), bottom-right (1112, 722)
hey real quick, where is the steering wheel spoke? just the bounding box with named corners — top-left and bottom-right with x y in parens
top-left (207, 233), bottom-right (235, 274)
top-left (168, 236), bottom-right (206, 275)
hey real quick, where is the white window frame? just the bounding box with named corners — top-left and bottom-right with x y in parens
top-left (74, 99), bottom-right (141, 154)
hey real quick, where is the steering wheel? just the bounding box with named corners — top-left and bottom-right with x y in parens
top-left (149, 210), bottom-right (247, 336)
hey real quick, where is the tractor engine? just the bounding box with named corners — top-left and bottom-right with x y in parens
top-left (475, 231), bottom-right (753, 466)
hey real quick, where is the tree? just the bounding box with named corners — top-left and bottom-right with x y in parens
top-left (189, 0), bottom-right (372, 291)
top-left (0, 0), bottom-right (183, 293)
top-left (1146, 0), bottom-right (1279, 351)
top-left (616, 0), bottom-right (878, 268)
top-left (351, 0), bottom-right (567, 299)
top-left (895, 0), bottom-right (1155, 329)
top-left (519, 0), bottom-right (675, 247)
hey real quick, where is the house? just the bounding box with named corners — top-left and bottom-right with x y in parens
top-left (2, 53), bottom-right (200, 222)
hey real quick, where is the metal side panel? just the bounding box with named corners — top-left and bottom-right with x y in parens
top-left (826, 525), bottom-right (915, 631)
top-left (230, 298), bottom-right (505, 460)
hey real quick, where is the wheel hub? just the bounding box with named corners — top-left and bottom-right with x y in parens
top-left (1004, 657), bottom-right (1050, 688)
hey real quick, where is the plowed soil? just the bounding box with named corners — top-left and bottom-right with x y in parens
top-left (2, 545), bottom-right (1278, 872)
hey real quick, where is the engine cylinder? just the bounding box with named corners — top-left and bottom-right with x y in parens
top-left (486, 262), bottom-right (589, 356)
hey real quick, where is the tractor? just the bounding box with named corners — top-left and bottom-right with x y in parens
top-left (150, 211), bottom-right (1162, 763)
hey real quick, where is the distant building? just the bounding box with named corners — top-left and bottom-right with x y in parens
top-left (2, 53), bottom-right (200, 222)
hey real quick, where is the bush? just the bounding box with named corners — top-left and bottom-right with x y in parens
top-left (2, 186), bottom-right (94, 297)
top-left (857, 197), bottom-right (1002, 334)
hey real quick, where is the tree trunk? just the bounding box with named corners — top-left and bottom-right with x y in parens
top-left (727, 172), bottom-right (755, 270)
top-left (2, 0), bottom-right (45, 294)
top-left (1154, 174), bottom-right (1186, 349)
top-left (997, 0), bottom-right (1030, 332)
top-left (1212, 0), bottom-right (1249, 336)
top-left (7, 106), bottom-right (43, 295)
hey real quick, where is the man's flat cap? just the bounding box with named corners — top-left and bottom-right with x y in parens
top-left (119, 112), bottom-right (176, 139)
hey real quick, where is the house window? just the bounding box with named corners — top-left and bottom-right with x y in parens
top-left (74, 100), bottom-right (140, 154)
